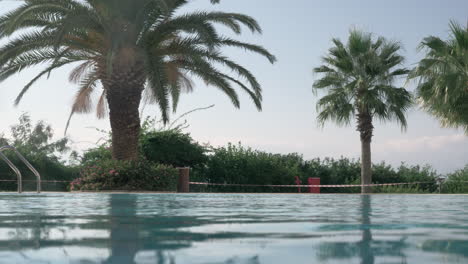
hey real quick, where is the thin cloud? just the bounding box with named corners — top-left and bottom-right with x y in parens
top-left (377, 134), bottom-right (467, 153)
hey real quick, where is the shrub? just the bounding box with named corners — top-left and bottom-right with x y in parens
top-left (0, 114), bottom-right (77, 192)
top-left (300, 160), bottom-right (438, 193)
top-left (81, 146), bottom-right (112, 165)
top-left (300, 158), bottom-right (361, 193)
top-left (192, 143), bottom-right (302, 192)
top-left (141, 130), bottom-right (207, 168)
top-left (377, 185), bottom-right (428, 194)
top-left (80, 126), bottom-right (207, 169)
top-left (191, 143), bottom-right (442, 193)
top-left (443, 166), bottom-right (468, 193)
top-left (323, 158), bottom-right (361, 185)
top-left (0, 153), bottom-right (78, 191)
top-left (75, 159), bottom-right (178, 192)
top-left (373, 163), bottom-right (438, 193)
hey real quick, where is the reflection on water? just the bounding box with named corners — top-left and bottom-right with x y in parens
top-left (0, 193), bottom-right (466, 263)
top-left (317, 196), bottom-right (408, 264)
top-left (360, 195), bottom-right (374, 264)
top-left (103, 195), bottom-right (138, 264)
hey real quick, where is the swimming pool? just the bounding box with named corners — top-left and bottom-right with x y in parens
top-left (0, 193), bottom-right (466, 264)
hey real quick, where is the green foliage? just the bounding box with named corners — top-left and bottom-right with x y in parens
top-left (377, 185), bottom-right (428, 194)
top-left (75, 159), bottom-right (178, 192)
top-left (0, 114), bottom-right (77, 191)
top-left (371, 163), bottom-right (437, 193)
top-left (313, 30), bottom-right (412, 128)
top-left (192, 143), bottom-right (302, 192)
top-left (0, 154), bottom-right (77, 192)
top-left (395, 164), bottom-right (438, 185)
top-left (75, 117), bottom-right (198, 192)
top-left (312, 30), bottom-right (413, 193)
top-left (301, 158), bottom-right (361, 185)
top-left (192, 144), bottom-right (440, 193)
top-left (442, 166), bottom-right (468, 193)
top-left (409, 21), bottom-right (468, 133)
top-left (81, 146), bottom-right (113, 165)
top-left (301, 158), bottom-right (363, 193)
top-left (80, 114), bottom-right (209, 168)
top-left (4, 114), bottom-right (70, 160)
top-left (141, 130), bottom-right (207, 168)
top-left (0, 0), bottom-right (275, 126)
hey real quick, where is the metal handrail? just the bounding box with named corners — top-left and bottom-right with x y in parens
top-left (0, 145), bottom-right (41, 193)
top-left (0, 152), bottom-right (23, 193)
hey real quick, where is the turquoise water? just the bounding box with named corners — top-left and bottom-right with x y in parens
top-left (0, 194), bottom-right (467, 264)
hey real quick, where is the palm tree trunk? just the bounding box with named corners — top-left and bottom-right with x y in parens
top-left (107, 85), bottom-right (143, 160)
top-left (103, 61), bottom-right (145, 161)
top-left (360, 138), bottom-right (372, 193)
top-left (357, 112), bottom-right (374, 194)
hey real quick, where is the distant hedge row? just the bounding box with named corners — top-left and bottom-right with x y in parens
top-left (1, 116), bottom-right (466, 193)
top-left (190, 143), bottom-right (443, 193)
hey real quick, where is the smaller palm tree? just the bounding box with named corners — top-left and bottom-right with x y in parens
top-left (409, 21), bottom-right (468, 133)
top-left (313, 30), bottom-right (412, 193)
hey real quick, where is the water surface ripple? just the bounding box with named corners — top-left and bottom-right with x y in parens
top-left (0, 193), bottom-right (466, 264)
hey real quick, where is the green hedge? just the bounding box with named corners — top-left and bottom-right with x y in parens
top-left (141, 130), bottom-right (207, 168)
top-left (73, 129), bottom-right (203, 192)
top-left (191, 143), bottom-right (440, 193)
top-left (4, 114), bottom-right (462, 193)
top-left (73, 159), bottom-right (178, 192)
top-left (299, 158), bottom-right (361, 193)
top-left (0, 153), bottom-right (78, 192)
top-left (192, 143), bottom-right (302, 192)
top-left (0, 114), bottom-right (78, 192)
top-left (442, 166), bottom-right (468, 193)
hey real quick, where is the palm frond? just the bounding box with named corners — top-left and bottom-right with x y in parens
top-left (0, 0), bottom-right (275, 130)
top-left (313, 29), bottom-right (411, 130)
top-left (409, 20), bottom-right (468, 132)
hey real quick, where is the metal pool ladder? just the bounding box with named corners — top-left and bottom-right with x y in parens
top-left (0, 145), bottom-right (41, 193)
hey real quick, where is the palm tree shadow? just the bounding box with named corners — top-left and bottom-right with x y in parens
top-left (102, 194), bottom-right (139, 264)
top-left (359, 195), bottom-right (375, 264)
top-left (317, 195), bottom-right (408, 264)
top-left (100, 194), bottom-right (262, 264)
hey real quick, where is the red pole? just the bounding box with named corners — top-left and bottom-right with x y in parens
top-left (308, 177), bottom-right (320, 194)
top-left (295, 176), bottom-right (302, 193)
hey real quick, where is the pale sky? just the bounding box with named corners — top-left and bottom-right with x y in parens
top-left (0, 0), bottom-right (467, 173)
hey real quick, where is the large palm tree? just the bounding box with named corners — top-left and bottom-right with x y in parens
top-left (312, 30), bottom-right (412, 193)
top-left (409, 21), bottom-right (468, 133)
top-left (0, 0), bottom-right (276, 160)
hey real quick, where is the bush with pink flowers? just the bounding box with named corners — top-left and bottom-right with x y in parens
top-left (72, 159), bottom-right (178, 191)
top-left (69, 178), bottom-right (83, 191)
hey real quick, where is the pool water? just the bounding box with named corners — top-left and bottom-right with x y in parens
top-left (0, 193), bottom-right (467, 264)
